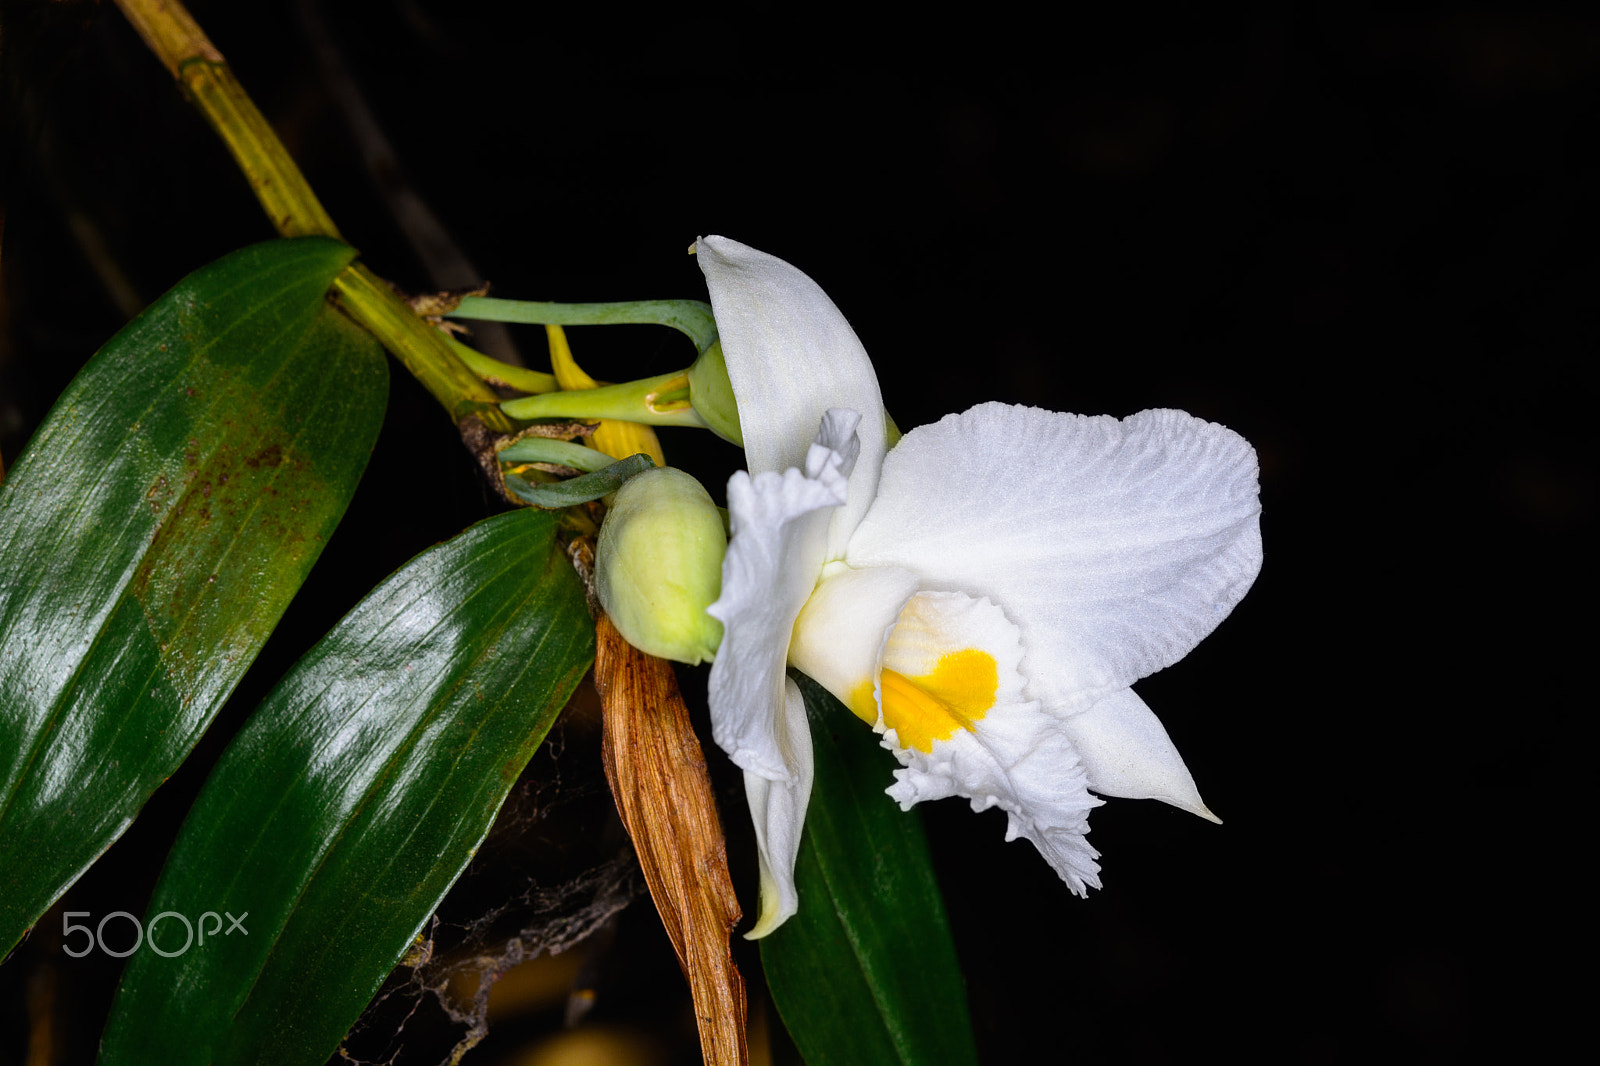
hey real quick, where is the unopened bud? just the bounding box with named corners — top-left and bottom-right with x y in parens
top-left (596, 467), bottom-right (726, 664)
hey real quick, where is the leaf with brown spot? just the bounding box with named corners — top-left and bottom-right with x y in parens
top-left (0, 238), bottom-right (387, 954)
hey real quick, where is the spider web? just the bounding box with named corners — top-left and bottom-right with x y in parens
top-left (330, 704), bottom-right (647, 1066)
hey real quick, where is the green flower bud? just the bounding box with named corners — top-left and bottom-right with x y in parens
top-left (596, 467), bottom-right (726, 664)
top-left (686, 340), bottom-right (744, 446)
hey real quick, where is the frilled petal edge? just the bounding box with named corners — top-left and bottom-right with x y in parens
top-left (708, 410), bottom-right (861, 782)
top-left (876, 591), bottom-right (1105, 894)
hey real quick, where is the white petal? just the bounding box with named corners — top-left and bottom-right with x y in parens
top-left (707, 415), bottom-right (856, 780)
top-left (874, 591), bottom-right (1105, 895)
top-left (846, 403), bottom-right (1262, 713)
top-left (787, 563), bottom-right (921, 727)
top-left (743, 678), bottom-right (814, 939)
top-left (1064, 687), bottom-right (1219, 822)
top-left (696, 235), bottom-right (887, 557)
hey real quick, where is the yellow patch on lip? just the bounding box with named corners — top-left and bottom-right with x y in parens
top-left (847, 680), bottom-right (879, 727)
top-left (878, 649), bottom-right (998, 753)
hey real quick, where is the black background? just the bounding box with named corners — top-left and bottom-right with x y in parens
top-left (1, 3), bottom-right (1590, 1063)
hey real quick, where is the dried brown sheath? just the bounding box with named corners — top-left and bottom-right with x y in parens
top-left (595, 614), bottom-right (748, 1066)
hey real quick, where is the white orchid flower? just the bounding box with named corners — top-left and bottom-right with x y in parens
top-left (696, 236), bottom-right (1263, 938)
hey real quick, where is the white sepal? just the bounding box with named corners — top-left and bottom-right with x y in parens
top-left (743, 678), bottom-right (815, 939)
top-left (1062, 686), bottom-right (1219, 822)
top-left (696, 236), bottom-right (887, 557)
top-left (876, 591), bottom-right (1105, 895)
top-left (707, 413), bottom-right (858, 780)
top-left (847, 403), bottom-right (1263, 714)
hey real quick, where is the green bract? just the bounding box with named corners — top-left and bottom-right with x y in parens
top-left (596, 467), bottom-right (726, 664)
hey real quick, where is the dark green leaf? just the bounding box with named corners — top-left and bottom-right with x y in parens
top-left (0, 238), bottom-right (386, 954)
top-left (504, 452), bottom-right (654, 508)
top-left (99, 507), bottom-right (593, 1066)
top-left (762, 675), bottom-right (978, 1066)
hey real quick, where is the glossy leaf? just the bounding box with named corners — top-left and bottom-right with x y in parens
top-left (0, 238), bottom-right (386, 954)
top-left (762, 675), bottom-right (978, 1066)
top-left (100, 507), bottom-right (593, 1066)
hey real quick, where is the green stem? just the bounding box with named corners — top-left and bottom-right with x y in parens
top-left (117, 0), bottom-right (339, 238)
top-left (112, 0), bottom-right (509, 430)
top-left (446, 337), bottom-right (557, 394)
top-left (501, 371), bottom-right (706, 429)
top-left (332, 265), bottom-right (514, 429)
top-left (505, 454), bottom-right (656, 509)
top-left (176, 57), bottom-right (343, 238)
top-left (452, 298), bottom-right (719, 355)
top-left (497, 438), bottom-right (616, 472)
